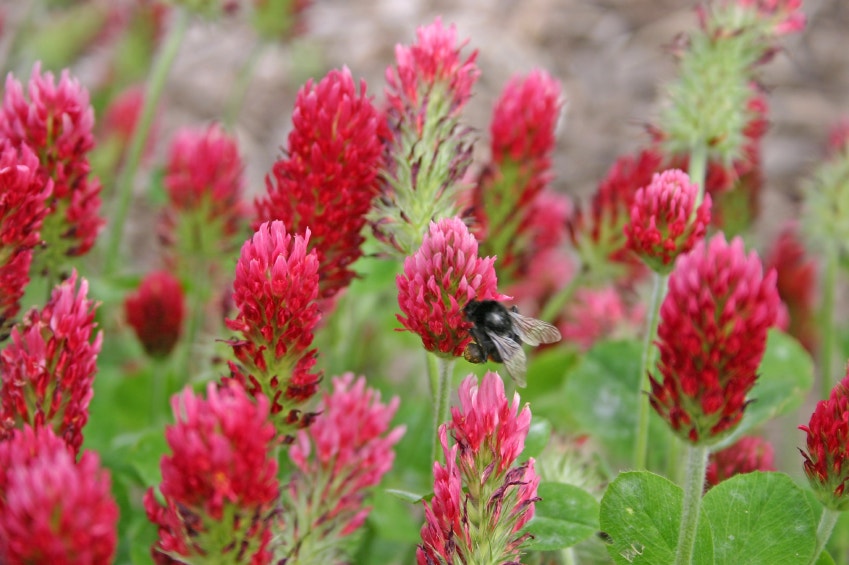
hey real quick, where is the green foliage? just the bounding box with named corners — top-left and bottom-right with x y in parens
top-left (524, 482), bottom-right (600, 551)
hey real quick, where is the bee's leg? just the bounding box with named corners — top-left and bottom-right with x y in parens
top-left (464, 342), bottom-right (487, 364)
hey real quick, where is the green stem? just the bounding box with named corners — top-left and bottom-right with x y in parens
top-left (810, 507), bottom-right (840, 565)
top-left (104, 8), bottom-right (190, 275)
top-left (432, 356), bottom-right (455, 465)
top-left (821, 245), bottom-right (838, 399)
top-left (673, 443), bottom-right (709, 565)
top-left (634, 271), bottom-right (668, 470)
top-left (540, 267), bottom-right (584, 323)
top-left (223, 40), bottom-right (266, 128)
top-left (688, 142), bottom-right (708, 205)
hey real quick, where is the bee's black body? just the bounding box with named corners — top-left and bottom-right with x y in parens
top-left (463, 300), bottom-right (521, 363)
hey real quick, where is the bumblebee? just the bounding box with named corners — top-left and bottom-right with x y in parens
top-left (462, 299), bottom-right (562, 387)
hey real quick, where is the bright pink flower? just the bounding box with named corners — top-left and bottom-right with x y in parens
top-left (625, 169), bottom-right (712, 273)
top-left (224, 220), bottom-right (321, 438)
top-left (559, 285), bottom-right (646, 351)
top-left (0, 141), bottom-right (52, 339)
top-left (800, 372), bottom-right (849, 510)
top-left (145, 382), bottom-right (279, 564)
top-left (256, 68), bottom-right (384, 299)
top-left (0, 426), bottom-right (118, 564)
top-left (161, 123), bottom-right (246, 248)
top-left (0, 63), bottom-right (103, 260)
top-left (0, 272), bottom-right (101, 454)
top-left (396, 217), bottom-right (508, 357)
top-left (385, 17), bottom-right (479, 121)
top-left (650, 234), bottom-right (780, 444)
top-left (418, 373), bottom-right (539, 564)
top-left (706, 435), bottom-right (775, 488)
top-left (765, 224), bottom-right (818, 353)
top-left (285, 374), bottom-right (405, 559)
top-left (124, 270), bottom-right (185, 358)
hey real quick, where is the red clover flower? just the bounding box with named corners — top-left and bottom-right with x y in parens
top-left (800, 372), bottom-right (849, 511)
top-left (649, 233), bottom-right (780, 445)
top-left (144, 382), bottom-right (279, 564)
top-left (256, 67), bottom-right (384, 300)
top-left (624, 169), bottom-right (712, 274)
top-left (396, 217), bottom-right (507, 358)
top-left (284, 374), bottom-right (405, 562)
top-left (124, 270), bottom-right (186, 358)
top-left (0, 425), bottom-right (118, 564)
top-left (706, 435), bottom-right (776, 489)
top-left (0, 272), bottom-right (101, 455)
top-left (224, 220), bottom-right (321, 439)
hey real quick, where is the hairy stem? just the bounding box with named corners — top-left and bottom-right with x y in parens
top-left (674, 444), bottom-right (709, 565)
top-left (810, 507), bottom-right (840, 565)
top-left (634, 271), bottom-right (667, 469)
top-left (432, 356), bottom-right (455, 465)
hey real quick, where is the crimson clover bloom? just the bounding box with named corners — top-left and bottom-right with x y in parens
top-left (396, 217), bottom-right (507, 358)
top-left (285, 374), bottom-right (405, 562)
top-left (0, 63), bottom-right (103, 267)
top-left (418, 372), bottom-right (539, 564)
top-left (649, 233), bottom-right (780, 445)
top-left (800, 373), bottom-right (849, 511)
top-left (0, 272), bottom-right (101, 455)
top-left (706, 436), bottom-right (776, 489)
top-left (765, 223), bottom-right (818, 353)
top-left (0, 425), bottom-right (118, 564)
top-left (371, 17), bottom-right (479, 256)
top-left (225, 220), bottom-right (321, 439)
top-left (144, 382), bottom-right (279, 564)
top-left (473, 70), bottom-right (565, 283)
top-left (161, 123), bottom-right (247, 273)
top-left (0, 140), bottom-right (52, 340)
top-left (256, 67), bottom-right (384, 300)
top-left (124, 270), bottom-right (186, 358)
top-left (624, 169), bottom-right (712, 274)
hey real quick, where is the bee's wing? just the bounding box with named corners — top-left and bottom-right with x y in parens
top-left (509, 311), bottom-right (562, 346)
top-left (489, 331), bottom-right (527, 387)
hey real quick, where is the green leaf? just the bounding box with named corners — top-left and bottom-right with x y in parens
top-left (521, 416), bottom-right (552, 460)
top-left (720, 330), bottom-right (813, 446)
top-left (815, 551), bottom-right (836, 565)
top-left (524, 482), bottom-right (600, 551)
top-left (600, 471), bottom-right (713, 565)
top-left (701, 472), bottom-right (816, 565)
top-left (385, 489), bottom-right (426, 504)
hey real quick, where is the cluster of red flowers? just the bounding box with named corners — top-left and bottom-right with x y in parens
top-left (256, 67), bottom-right (385, 300)
top-left (706, 435), bottom-right (776, 489)
top-left (124, 270), bottom-right (186, 358)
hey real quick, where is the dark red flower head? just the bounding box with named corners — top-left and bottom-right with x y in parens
top-left (649, 233), bottom-right (780, 445)
top-left (124, 270), bottom-right (185, 358)
top-left (800, 372), bottom-right (849, 511)
top-left (0, 271), bottom-right (101, 454)
top-left (145, 382), bottom-right (279, 563)
top-left (0, 63), bottom-right (103, 261)
top-left (0, 425), bottom-right (118, 564)
top-left (396, 217), bottom-right (508, 357)
top-left (256, 67), bottom-right (384, 299)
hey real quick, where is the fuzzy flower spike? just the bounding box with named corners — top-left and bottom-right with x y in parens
top-left (625, 168), bottom-right (712, 274)
top-left (396, 216), bottom-right (508, 358)
top-left (370, 17), bottom-right (480, 256)
top-left (649, 233), bottom-right (780, 444)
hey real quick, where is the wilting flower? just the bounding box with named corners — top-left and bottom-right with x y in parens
top-left (800, 372), bottom-right (849, 510)
top-left (0, 141), bottom-right (52, 340)
top-left (706, 435), bottom-right (776, 488)
top-left (474, 70), bottom-right (565, 282)
top-left (396, 217), bottom-right (507, 358)
top-left (624, 169), bottom-right (712, 273)
top-left (144, 382), bottom-right (279, 564)
top-left (765, 224), bottom-right (818, 353)
top-left (284, 374), bottom-right (405, 562)
top-left (0, 63), bottom-right (103, 266)
top-left (124, 270), bottom-right (185, 358)
top-left (256, 68), bottom-right (384, 300)
top-left (568, 149), bottom-right (663, 276)
top-left (160, 123), bottom-right (246, 268)
top-left (649, 234), bottom-right (780, 444)
top-left (0, 272), bottom-right (101, 454)
top-left (371, 18), bottom-right (479, 257)
top-left (224, 220), bottom-right (321, 439)
top-left (0, 425), bottom-right (118, 564)
top-left (417, 373), bottom-right (539, 564)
